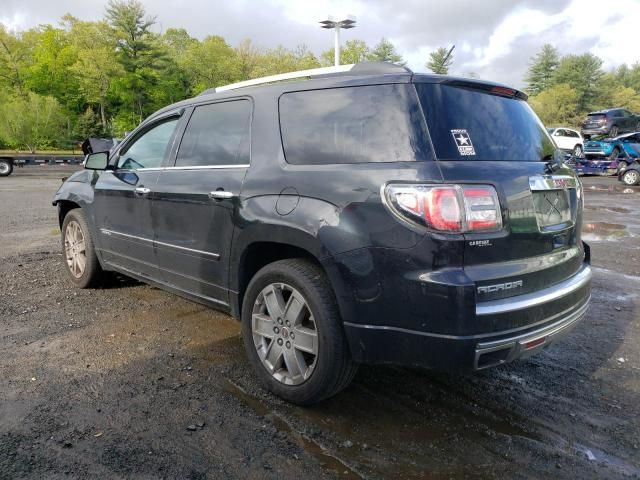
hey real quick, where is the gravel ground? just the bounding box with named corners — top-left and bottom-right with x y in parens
top-left (1, 165), bottom-right (639, 479)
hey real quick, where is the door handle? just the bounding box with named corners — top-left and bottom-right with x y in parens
top-left (135, 187), bottom-right (151, 195)
top-left (208, 190), bottom-right (235, 200)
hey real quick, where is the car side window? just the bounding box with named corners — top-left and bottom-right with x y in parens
top-left (567, 130), bottom-right (579, 138)
top-left (175, 100), bottom-right (251, 167)
top-left (117, 118), bottom-right (179, 170)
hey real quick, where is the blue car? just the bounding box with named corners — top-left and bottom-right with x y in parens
top-left (583, 132), bottom-right (640, 168)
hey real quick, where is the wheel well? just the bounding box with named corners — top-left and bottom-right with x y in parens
top-left (236, 242), bottom-right (323, 318)
top-left (57, 200), bottom-right (80, 228)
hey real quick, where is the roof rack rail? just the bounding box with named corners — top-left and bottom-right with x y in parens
top-left (199, 61), bottom-right (412, 95)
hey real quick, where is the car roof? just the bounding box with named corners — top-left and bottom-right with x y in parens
top-left (143, 62), bottom-right (527, 127)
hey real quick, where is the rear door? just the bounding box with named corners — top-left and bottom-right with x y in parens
top-left (93, 115), bottom-right (181, 279)
top-left (151, 99), bottom-right (251, 305)
top-left (415, 81), bottom-right (584, 298)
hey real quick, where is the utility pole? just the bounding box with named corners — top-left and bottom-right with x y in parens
top-left (320, 16), bottom-right (357, 66)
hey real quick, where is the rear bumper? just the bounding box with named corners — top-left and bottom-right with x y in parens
top-left (343, 264), bottom-right (591, 371)
top-left (581, 127), bottom-right (609, 136)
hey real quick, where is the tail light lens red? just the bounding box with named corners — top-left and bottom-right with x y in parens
top-left (384, 184), bottom-right (502, 233)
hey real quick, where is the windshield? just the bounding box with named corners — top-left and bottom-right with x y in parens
top-left (415, 83), bottom-right (555, 161)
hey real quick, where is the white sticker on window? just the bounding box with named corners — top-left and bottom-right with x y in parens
top-left (451, 129), bottom-right (476, 156)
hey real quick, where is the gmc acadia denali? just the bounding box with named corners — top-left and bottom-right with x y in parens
top-left (53, 62), bottom-right (592, 404)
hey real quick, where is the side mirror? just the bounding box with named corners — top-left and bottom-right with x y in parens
top-left (84, 151), bottom-right (110, 170)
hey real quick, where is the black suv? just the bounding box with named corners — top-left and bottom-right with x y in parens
top-left (581, 108), bottom-right (640, 138)
top-left (53, 62), bottom-right (592, 405)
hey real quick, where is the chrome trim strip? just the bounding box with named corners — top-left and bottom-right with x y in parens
top-left (102, 260), bottom-right (229, 307)
top-left (100, 228), bottom-right (220, 260)
top-left (529, 174), bottom-right (577, 191)
top-left (476, 299), bottom-right (589, 350)
top-left (213, 64), bottom-right (355, 93)
top-left (137, 164), bottom-right (249, 172)
top-left (343, 293), bottom-right (590, 341)
top-left (476, 266), bottom-right (591, 316)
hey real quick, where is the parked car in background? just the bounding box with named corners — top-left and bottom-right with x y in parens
top-left (618, 160), bottom-right (640, 186)
top-left (570, 157), bottom-right (621, 176)
top-left (547, 128), bottom-right (584, 156)
top-left (581, 108), bottom-right (640, 138)
top-left (583, 132), bottom-right (640, 168)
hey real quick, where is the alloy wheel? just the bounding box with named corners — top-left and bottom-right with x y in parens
top-left (64, 220), bottom-right (87, 278)
top-left (251, 282), bottom-right (318, 385)
top-left (0, 162), bottom-right (9, 175)
top-left (623, 170), bottom-right (639, 186)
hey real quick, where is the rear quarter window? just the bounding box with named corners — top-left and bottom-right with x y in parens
top-left (279, 84), bottom-right (432, 165)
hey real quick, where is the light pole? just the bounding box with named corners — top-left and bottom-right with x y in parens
top-left (320, 16), bottom-right (356, 66)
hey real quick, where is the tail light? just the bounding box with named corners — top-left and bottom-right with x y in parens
top-left (383, 184), bottom-right (502, 233)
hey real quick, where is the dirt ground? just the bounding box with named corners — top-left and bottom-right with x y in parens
top-left (1, 165), bottom-right (639, 479)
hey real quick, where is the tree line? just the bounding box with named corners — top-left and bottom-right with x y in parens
top-left (0, 0), bottom-right (405, 152)
top-left (1, 0), bottom-right (638, 152)
top-left (525, 44), bottom-right (640, 127)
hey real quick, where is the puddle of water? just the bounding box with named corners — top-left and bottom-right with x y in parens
top-left (584, 205), bottom-right (631, 214)
top-left (223, 379), bottom-right (363, 479)
top-left (582, 222), bottom-right (628, 242)
top-left (573, 443), bottom-right (640, 477)
top-left (588, 184), bottom-right (638, 194)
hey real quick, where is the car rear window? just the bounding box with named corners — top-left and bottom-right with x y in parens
top-left (279, 84), bottom-right (433, 165)
top-left (415, 83), bottom-right (555, 161)
top-left (587, 113), bottom-right (606, 118)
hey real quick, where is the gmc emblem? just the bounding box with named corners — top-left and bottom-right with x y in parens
top-left (553, 178), bottom-right (570, 189)
top-left (477, 280), bottom-right (523, 294)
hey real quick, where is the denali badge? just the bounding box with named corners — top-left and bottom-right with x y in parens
top-left (477, 280), bottom-right (523, 294)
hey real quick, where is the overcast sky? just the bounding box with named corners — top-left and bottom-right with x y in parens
top-left (2, 0), bottom-right (639, 87)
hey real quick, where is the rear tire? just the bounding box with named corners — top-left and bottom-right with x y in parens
top-left (241, 258), bottom-right (358, 405)
top-left (622, 170), bottom-right (640, 186)
top-left (0, 159), bottom-right (12, 177)
top-left (61, 208), bottom-right (105, 288)
top-left (573, 145), bottom-right (583, 157)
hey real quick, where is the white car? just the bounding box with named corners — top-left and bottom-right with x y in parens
top-left (547, 128), bottom-right (584, 157)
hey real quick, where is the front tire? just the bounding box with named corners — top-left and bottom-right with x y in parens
top-left (61, 208), bottom-right (105, 288)
top-left (241, 259), bottom-right (358, 405)
top-left (0, 159), bottom-right (13, 177)
top-left (622, 170), bottom-right (640, 186)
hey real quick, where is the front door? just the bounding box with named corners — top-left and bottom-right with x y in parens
top-left (93, 115), bottom-right (181, 280)
top-left (152, 99), bottom-right (252, 305)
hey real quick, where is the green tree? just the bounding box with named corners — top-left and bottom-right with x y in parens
top-left (252, 45), bottom-right (319, 78)
top-left (0, 91), bottom-right (66, 152)
top-left (24, 26), bottom-right (80, 113)
top-left (426, 47), bottom-right (453, 74)
top-left (180, 35), bottom-right (239, 93)
top-left (528, 83), bottom-right (580, 126)
top-left (320, 39), bottom-right (369, 66)
top-left (235, 39), bottom-right (261, 80)
top-left (0, 25), bottom-right (30, 92)
top-left (64, 16), bottom-right (123, 132)
top-left (75, 106), bottom-right (104, 139)
top-left (524, 44), bottom-right (560, 95)
top-left (366, 38), bottom-right (404, 65)
top-left (105, 0), bottom-right (164, 127)
top-left (552, 53), bottom-right (604, 112)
